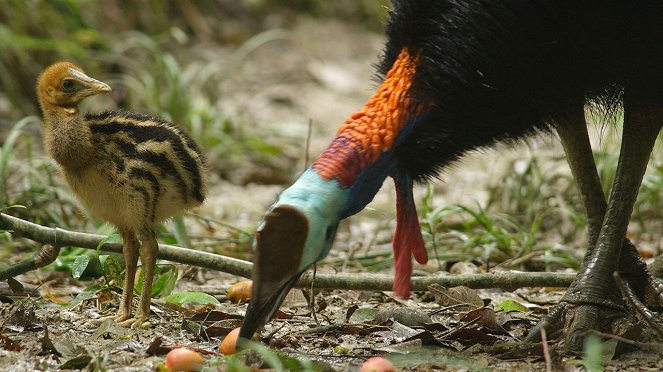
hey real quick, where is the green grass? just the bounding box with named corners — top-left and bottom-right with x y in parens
top-left (418, 144), bottom-right (584, 271)
top-left (0, 117), bottom-right (83, 228)
top-left (0, 1), bottom-right (386, 121)
top-left (417, 122), bottom-right (663, 272)
top-left (0, 1), bottom-right (300, 262)
top-left (107, 29), bottom-right (290, 176)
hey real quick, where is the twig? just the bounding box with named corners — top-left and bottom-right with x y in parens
top-left (494, 251), bottom-right (543, 269)
top-left (0, 213), bottom-right (576, 291)
top-left (297, 270), bottom-right (575, 291)
top-left (310, 264), bottom-right (319, 326)
top-left (0, 212), bottom-right (252, 278)
top-left (0, 244), bottom-right (60, 280)
top-left (540, 327), bottom-right (552, 372)
top-left (592, 330), bottom-right (663, 351)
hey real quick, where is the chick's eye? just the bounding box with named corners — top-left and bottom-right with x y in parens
top-left (62, 79), bottom-right (75, 92)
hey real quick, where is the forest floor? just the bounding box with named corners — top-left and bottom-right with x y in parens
top-left (2, 16), bottom-right (663, 371)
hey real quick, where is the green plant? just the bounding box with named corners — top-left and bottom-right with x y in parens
top-left (1, 117), bottom-right (85, 228)
top-left (419, 144), bottom-right (585, 271)
top-left (566, 332), bottom-right (606, 372)
top-left (212, 340), bottom-right (319, 371)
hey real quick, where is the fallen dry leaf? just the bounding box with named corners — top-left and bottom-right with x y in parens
top-left (145, 336), bottom-right (170, 356)
top-left (373, 307), bottom-right (432, 326)
top-left (203, 318), bottom-right (243, 337)
top-left (460, 308), bottom-right (503, 332)
top-left (1, 332), bottom-right (23, 352)
top-left (429, 284), bottom-right (484, 311)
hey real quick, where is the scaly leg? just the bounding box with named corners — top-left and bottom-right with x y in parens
top-left (527, 93), bottom-right (663, 350)
top-left (563, 94), bottom-right (662, 348)
top-left (131, 229), bottom-right (159, 328)
top-left (115, 229), bottom-right (140, 322)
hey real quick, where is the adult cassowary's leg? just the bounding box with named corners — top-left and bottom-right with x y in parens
top-left (556, 109), bottom-right (658, 300)
top-left (526, 95), bottom-right (663, 350)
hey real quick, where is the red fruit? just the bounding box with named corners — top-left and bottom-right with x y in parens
top-left (227, 280), bottom-right (252, 303)
top-left (360, 357), bottom-right (396, 372)
top-left (220, 327), bottom-right (241, 355)
top-left (165, 347), bottom-right (204, 372)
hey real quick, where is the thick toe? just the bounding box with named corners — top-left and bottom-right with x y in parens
top-left (114, 311), bottom-right (131, 323)
top-left (130, 317), bottom-right (148, 329)
top-left (116, 316), bottom-right (148, 329)
top-left (563, 303), bottom-right (603, 350)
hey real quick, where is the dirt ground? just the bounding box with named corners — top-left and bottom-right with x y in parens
top-left (2, 16), bottom-right (663, 371)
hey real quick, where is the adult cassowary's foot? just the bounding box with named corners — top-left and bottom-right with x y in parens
top-left (527, 239), bottom-right (660, 349)
top-left (526, 95), bottom-right (663, 350)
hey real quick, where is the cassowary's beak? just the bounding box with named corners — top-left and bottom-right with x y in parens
top-left (239, 205), bottom-right (308, 340)
top-left (239, 169), bottom-right (348, 341)
top-left (68, 67), bottom-right (112, 96)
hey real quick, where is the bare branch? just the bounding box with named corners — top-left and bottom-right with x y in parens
top-left (0, 213), bottom-right (575, 291)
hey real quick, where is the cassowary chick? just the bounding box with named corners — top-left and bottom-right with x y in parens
top-left (37, 62), bottom-right (207, 328)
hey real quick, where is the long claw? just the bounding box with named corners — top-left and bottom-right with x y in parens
top-left (615, 271), bottom-right (663, 338)
top-left (525, 302), bottom-right (566, 343)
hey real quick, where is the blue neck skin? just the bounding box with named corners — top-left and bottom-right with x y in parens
top-left (266, 111), bottom-right (430, 269)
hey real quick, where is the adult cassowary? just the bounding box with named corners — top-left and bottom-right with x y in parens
top-left (240, 0), bottom-right (663, 349)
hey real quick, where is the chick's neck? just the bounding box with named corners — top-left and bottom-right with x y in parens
top-left (41, 105), bottom-right (95, 170)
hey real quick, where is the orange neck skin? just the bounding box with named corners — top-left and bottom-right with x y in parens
top-left (312, 49), bottom-right (429, 188)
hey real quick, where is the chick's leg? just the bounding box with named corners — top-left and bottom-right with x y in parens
top-left (130, 229), bottom-right (159, 328)
top-left (115, 230), bottom-right (140, 322)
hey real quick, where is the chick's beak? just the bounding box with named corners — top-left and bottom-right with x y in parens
top-left (239, 205), bottom-right (308, 342)
top-left (68, 67), bottom-right (112, 95)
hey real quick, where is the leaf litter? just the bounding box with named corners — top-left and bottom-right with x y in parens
top-left (3, 16), bottom-right (663, 372)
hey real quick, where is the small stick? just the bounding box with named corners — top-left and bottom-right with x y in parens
top-left (540, 327), bottom-right (552, 372)
top-left (1, 213), bottom-right (575, 291)
top-left (0, 245), bottom-right (60, 280)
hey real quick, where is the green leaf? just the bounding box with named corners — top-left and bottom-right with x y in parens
top-left (71, 255), bottom-right (91, 279)
top-left (0, 205), bottom-right (26, 213)
top-left (495, 299), bottom-right (528, 313)
top-left (171, 214), bottom-right (192, 248)
top-left (66, 284), bottom-right (102, 310)
top-left (151, 266), bottom-right (178, 297)
top-left (101, 255), bottom-right (124, 285)
top-left (582, 333), bottom-right (604, 372)
top-left (163, 291), bottom-right (221, 306)
top-left (348, 307), bottom-right (379, 323)
top-left (96, 233), bottom-right (121, 252)
top-left (60, 355), bottom-right (92, 370)
top-left (135, 264), bottom-right (178, 298)
top-left (245, 340), bottom-right (284, 371)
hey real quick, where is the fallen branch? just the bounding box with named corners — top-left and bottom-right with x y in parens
top-left (301, 270), bottom-right (575, 291)
top-left (0, 244), bottom-right (60, 281)
top-left (0, 213), bottom-right (575, 290)
top-left (0, 213), bottom-right (253, 278)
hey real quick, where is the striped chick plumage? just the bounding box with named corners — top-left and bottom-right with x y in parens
top-left (37, 61), bottom-right (207, 328)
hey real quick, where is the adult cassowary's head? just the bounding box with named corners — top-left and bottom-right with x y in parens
top-left (239, 43), bottom-right (433, 339)
top-left (239, 0), bottom-right (521, 339)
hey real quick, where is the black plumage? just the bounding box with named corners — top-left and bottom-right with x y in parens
top-left (240, 0), bottom-right (663, 348)
top-left (383, 0), bottom-right (663, 181)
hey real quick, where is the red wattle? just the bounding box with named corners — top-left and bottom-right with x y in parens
top-left (392, 177), bottom-right (428, 298)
